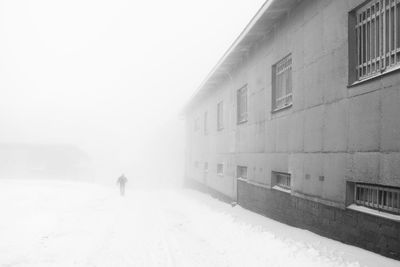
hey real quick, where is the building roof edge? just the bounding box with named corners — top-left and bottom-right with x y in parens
top-left (182, 0), bottom-right (277, 115)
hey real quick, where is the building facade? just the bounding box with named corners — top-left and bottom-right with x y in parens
top-left (184, 0), bottom-right (400, 259)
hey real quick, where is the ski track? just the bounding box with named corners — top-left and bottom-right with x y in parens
top-left (0, 180), bottom-right (398, 267)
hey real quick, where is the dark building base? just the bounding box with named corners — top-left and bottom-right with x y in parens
top-left (237, 180), bottom-right (400, 261)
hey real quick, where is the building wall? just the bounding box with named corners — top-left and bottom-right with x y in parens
top-left (185, 0), bottom-right (400, 209)
top-left (237, 179), bottom-right (400, 260)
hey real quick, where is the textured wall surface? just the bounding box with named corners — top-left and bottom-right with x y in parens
top-left (237, 180), bottom-right (400, 260)
top-left (185, 0), bottom-right (400, 206)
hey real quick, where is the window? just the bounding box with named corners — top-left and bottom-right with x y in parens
top-left (217, 101), bottom-right (224, 130)
top-left (204, 111), bottom-right (208, 135)
top-left (353, 0), bottom-right (400, 81)
top-left (272, 171), bottom-right (291, 190)
top-left (194, 118), bottom-right (199, 131)
top-left (217, 163), bottom-right (224, 176)
top-left (272, 55), bottom-right (292, 111)
top-left (354, 183), bottom-right (400, 215)
top-left (236, 166), bottom-right (248, 180)
top-left (237, 85), bottom-right (248, 124)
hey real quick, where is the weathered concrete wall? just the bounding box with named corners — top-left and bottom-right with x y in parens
top-left (237, 180), bottom-right (400, 260)
top-left (186, 0), bottom-right (400, 204)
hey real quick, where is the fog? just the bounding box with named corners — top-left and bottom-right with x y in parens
top-left (0, 0), bottom-right (265, 185)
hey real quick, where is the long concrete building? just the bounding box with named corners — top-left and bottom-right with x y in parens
top-left (183, 0), bottom-right (400, 260)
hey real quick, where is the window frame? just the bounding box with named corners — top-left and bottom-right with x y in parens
top-left (236, 85), bottom-right (248, 124)
top-left (271, 54), bottom-right (293, 112)
top-left (204, 162), bottom-right (208, 173)
top-left (272, 171), bottom-right (291, 192)
top-left (236, 165), bottom-right (248, 180)
top-left (353, 182), bottom-right (400, 215)
top-left (217, 163), bottom-right (224, 176)
top-left (349, 0), bottom-right (400, 85)
top-left (217, 101), bottom-right (224, 131)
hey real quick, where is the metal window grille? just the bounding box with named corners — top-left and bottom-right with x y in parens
top-left (217, 164), bottom-right (224, 176)
top-left (236, 166), bottom-right (248, 180)
top-left (275, 172), bottom-right (291, 190)
top-left (355, 183), bottom-right (400, 214)
top-left (355, 0), bottom-right (400, 80)
top-left (217, 101), bottom-right (224, 130)
top-left (273, 55), bottom-right (292, 110)
top-left (237, 86), bottom-right (248, 123)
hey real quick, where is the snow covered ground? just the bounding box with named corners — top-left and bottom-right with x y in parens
top-left (0, 180), bottom-right (398, 267)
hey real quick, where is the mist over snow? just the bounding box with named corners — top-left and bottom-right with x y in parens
top-left (1, 179), bottom-right (398, 267)
top-left (1, 1), bottom-right (397, 266)
top-left (0, 0), bottom-right (265, 184)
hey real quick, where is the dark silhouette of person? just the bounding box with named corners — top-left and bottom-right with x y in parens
top-left (116, 174), bottom-right (128, 196)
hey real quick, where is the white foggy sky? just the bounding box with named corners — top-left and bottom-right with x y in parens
top-left (0, 0), bottom-right (265, 178)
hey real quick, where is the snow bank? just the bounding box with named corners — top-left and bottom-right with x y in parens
top-left (0, 180), bottom-right (397, 267)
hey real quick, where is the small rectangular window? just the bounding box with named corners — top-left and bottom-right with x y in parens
top-left (272, 55), bottom-right (292, 111)
top-left (354, 183), bottom-right (400, 215)
top-left (237, 86), bottom-right (248, 124)
top-left (272, 171), bottom-right (291, 191)
top-left (236, 166), bottom-right (248, 180)
top-left (217, 163), bottom-right (224, 176)
top-left (217, 101), bottom-right (224, 130)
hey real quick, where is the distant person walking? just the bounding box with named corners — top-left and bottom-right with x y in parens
top-left (116, 174), bottom-right (128, 196)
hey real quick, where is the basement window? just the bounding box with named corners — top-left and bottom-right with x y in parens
top-left (272, 55), bottom-right (292, 111)
top-left (236, 166), bottom-right (248, 180)
top-left (217, 163), bottom-right (224, 176)
top-left (350, 0), bottom-right (400, 84)
top-left (272, 171), bottom-right (291, 192)
top-left (353, 183), bottom-right (400, 215)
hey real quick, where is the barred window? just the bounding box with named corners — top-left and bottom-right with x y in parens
top-left (355, 183), bottom-right (400, 214)
top-left (272, 55), bottom-right (292, 111)
top-left (237, 85), bottom-right (248, 124)
top-left (217, 101), bottom-right (224, 130)
top-left (354, 0), bottom-right (400, 81)
top-left (272, 171), bottom-right (291, 190)
top-left (236, 166), bottom-right (248, 180)
top-left (217, 163), bottom-right (224, 176)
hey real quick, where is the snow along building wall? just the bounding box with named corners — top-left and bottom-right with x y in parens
top-left (184, 0), bottom-right (400, 260)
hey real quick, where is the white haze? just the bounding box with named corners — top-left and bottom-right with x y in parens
top-left (0, 0), bottom-right (265, 185)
